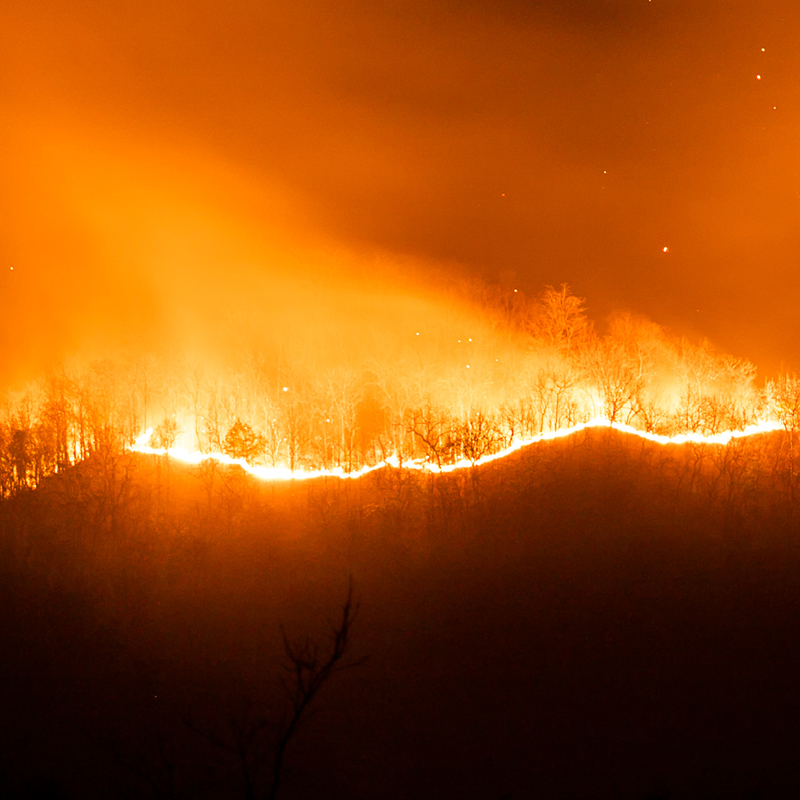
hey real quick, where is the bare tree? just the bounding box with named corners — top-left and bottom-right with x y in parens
top-left (765, 373), bottom-right (800, 505)
top-left (151, 418), bottom-right (181, 451)
top-left (582, 337), bottom-right (646, 424)
top-left (181, 580), bottom-right (364, 800)
top-left (279, 390), bottom-right (311, 473)
top-left (312, 367), bottom-right (362, 471)
top-left (370, 359), bottom-right (428, 468)
top-left (533, 284), bottom-right (593, 355)
top-left (454, 409), bottom-right (501, 466)
top-left (531, 359), bottom-right (582, 431)
top-left (269, 583), bottom-right (362, 800)
top-left (405, 402), bottom-right (454, 469)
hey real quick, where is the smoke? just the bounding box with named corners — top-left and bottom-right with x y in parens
top-left (0, 113), bottom-right (492, 389)
top-left (3, 0), bottom-right (800, 387)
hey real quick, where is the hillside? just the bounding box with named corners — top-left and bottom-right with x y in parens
top-left (1, 427), bottom-right (799, 798)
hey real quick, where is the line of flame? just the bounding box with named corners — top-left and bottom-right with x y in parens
top-left (128, 417), bottom-right (785, 482)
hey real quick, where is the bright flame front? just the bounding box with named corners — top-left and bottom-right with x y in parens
top-left (129, 416), bottom-right (785, 481)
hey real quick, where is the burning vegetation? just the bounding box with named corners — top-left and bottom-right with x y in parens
top-left (1, 282), bottom-right (799, 497)
top-left (3, 281), bottom-right (800, 800)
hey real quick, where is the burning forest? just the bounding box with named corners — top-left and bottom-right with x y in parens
top-left (2, 282), bottom-right (800, 497)
top-left (5, 1), bottom-right (800, 797)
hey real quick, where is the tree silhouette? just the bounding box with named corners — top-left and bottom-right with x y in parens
top-left (179, 581), bottom-right (363, 800)
top-left (152, 417), bottom-right (181, 451)
top-left (223, 418), bottom-right (266, 462)
top-left (533, 284), bottom-right (593, 355)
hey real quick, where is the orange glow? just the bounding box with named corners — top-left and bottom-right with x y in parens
top-left (128, 416), bottom-right (784, 481)
top-left (2, 273), bottom-right (796, 500)
top-left (3, 2), bottom-right (800, 496)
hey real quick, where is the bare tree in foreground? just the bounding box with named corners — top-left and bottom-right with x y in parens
top-left (182, 580), bottom-right (364, 800)
top-left (268, 583), bottom-right (362, 800)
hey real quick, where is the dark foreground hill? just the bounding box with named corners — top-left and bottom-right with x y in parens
top-left (1, 428), bottom-right (800, 799)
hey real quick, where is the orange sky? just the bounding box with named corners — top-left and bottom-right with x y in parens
top-left (2, 0), bottom-right (800, 386)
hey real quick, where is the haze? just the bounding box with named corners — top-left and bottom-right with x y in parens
top-left (3, 0), bottom-right (800, 386)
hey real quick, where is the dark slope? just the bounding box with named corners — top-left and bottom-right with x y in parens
top-left (1, 428), bottom-right (799, 799)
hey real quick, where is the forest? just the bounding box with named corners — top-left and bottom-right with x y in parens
top-left (3, 284), bottom-right (800, 497)
top-left (3, 284), bottom-right (800, 798)
top-left (3, 413), bottom-right (800, 797)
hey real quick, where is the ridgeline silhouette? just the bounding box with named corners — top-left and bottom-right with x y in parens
top-left (3, 284), bottom-right (800, 797)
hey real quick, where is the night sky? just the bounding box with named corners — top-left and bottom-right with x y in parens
top-left (2, 0), bottom-right (800, 385)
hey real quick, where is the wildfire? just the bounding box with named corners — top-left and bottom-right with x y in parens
top-left (130, 429), bottom-right (389, 481)
top-left (129, 416), bottom-right (785, 481)
top-left (3, 284), bottom-right (797, 499)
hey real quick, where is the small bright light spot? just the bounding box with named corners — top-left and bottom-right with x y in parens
top-left (513, 289), bottom-right (518, 293)
top-left (603, 170), bottom-right (607, 174)
top-left (458, 339), bottom-right (461, 343)
top-left (326, 419), bottom-right (330, 423)
top-left (757, 75), bottom-right (761, 80)
top-left (282, 387), bottom-right (288, 392)
top-left (466, 365), bottom-right (470, 369)
top-left (416, 332), bottom-right (419, 336)
top-left (761, 47), bottom-right (766, 51)
top-left (662, 246), bottom-right (669, 253)
top-left (468, 338), bottom-right (472, 342)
